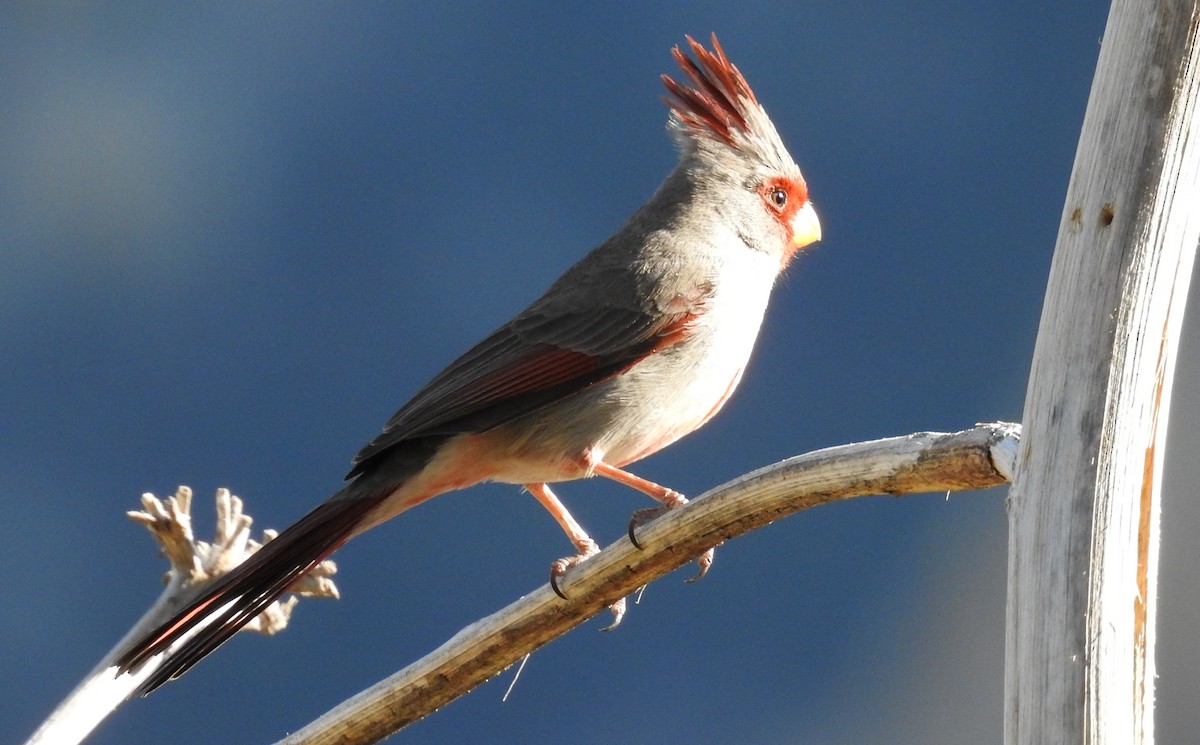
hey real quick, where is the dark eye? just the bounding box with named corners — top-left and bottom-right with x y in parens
top-left (768, 187), bottom-right (788, 209)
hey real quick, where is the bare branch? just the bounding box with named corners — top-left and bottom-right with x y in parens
top-left (24, 424), bottom-right (1016, 745)
top-left (276, 422), bottom-right (1018, 745)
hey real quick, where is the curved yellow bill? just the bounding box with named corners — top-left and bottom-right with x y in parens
top-left (789, 201), bottom-right (822, 249)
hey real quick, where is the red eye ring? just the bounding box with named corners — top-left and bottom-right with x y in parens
top-left (759, 177), bottom-right (808, 219)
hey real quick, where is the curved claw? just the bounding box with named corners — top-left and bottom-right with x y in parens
top-left (548, 539), bottom-right (600, 600)
top-left (550, 568), bottom-right (569, 600)
top-left (599, 596), bottom-right (628, 631)
top-left (548, 551), bottom-right (627, 630)
top-left (685, 547), bottom-right (715, 584)
top-left (627, 506), bottom-right (669, 549)
top-left (628, 516), bottom-right (643, 549)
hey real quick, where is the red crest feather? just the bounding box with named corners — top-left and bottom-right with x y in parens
top-left (661, 34), bottom-right (759, 144)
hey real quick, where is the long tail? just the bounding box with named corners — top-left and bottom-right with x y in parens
top-left (113, 443), bottom-right (439, 697)
top-left (113, 491), bottom-right (379, 695)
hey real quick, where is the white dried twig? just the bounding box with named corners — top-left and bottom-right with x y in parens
top-left (125, 486), bottom-right (338, 634)
top-left (24, 487), bottom-right (339, 745)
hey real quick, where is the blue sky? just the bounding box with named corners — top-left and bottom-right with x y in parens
top-left (4, 3), bottom-right (1198, 744)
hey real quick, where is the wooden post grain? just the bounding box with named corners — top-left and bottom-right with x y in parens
top-left (1004, 2), bottom-right (1200, 743)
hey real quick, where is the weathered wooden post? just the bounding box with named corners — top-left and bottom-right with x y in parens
top-left (1004, 2), bottom-right (1200, 743)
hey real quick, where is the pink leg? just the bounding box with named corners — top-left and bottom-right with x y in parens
top-left (526, 482), bottom-right (597, 557)
top-left (526, 482), bottom-right (626, 628)
top-left (591, 462), bottom-right (687, 507)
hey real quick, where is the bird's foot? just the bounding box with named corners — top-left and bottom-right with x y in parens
top-left (627, 505), bottom-right (670, 547)
top-left (548, 539), bottom-right (628, 629)
top-left (548, 538), bottom-right (600, 599)
top-left (627, 498), bottom-right (715, 583)
top-left (599, 596), bottom-right (627, 631)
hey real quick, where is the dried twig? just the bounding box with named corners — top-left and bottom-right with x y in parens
top-left (23, 487), bottom-right (338, 745)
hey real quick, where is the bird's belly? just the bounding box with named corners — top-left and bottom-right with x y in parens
top-left (597, 325), bottom-right (754, 465)
top-left (478, 297), bottom-right (768, 485)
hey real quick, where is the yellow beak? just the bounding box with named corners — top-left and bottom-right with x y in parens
top-left (789, 202), bottom-right (822, 249)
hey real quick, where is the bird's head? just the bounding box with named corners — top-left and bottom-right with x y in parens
top-left (662, 34), bottom-right (821, 265)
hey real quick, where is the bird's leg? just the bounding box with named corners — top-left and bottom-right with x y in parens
top-left (526, 482), bottom-right (599, 582)
top-left (591, 461), bottom-right (714, 583)
top-left (525, 482), bottom-right (626, 628)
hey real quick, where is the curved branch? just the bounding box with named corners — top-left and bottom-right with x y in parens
top-left (277, 422), bottom-right (1019, 745)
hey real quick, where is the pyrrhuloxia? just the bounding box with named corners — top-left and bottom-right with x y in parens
top-left (115, 33), bottom-right (820, 695)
